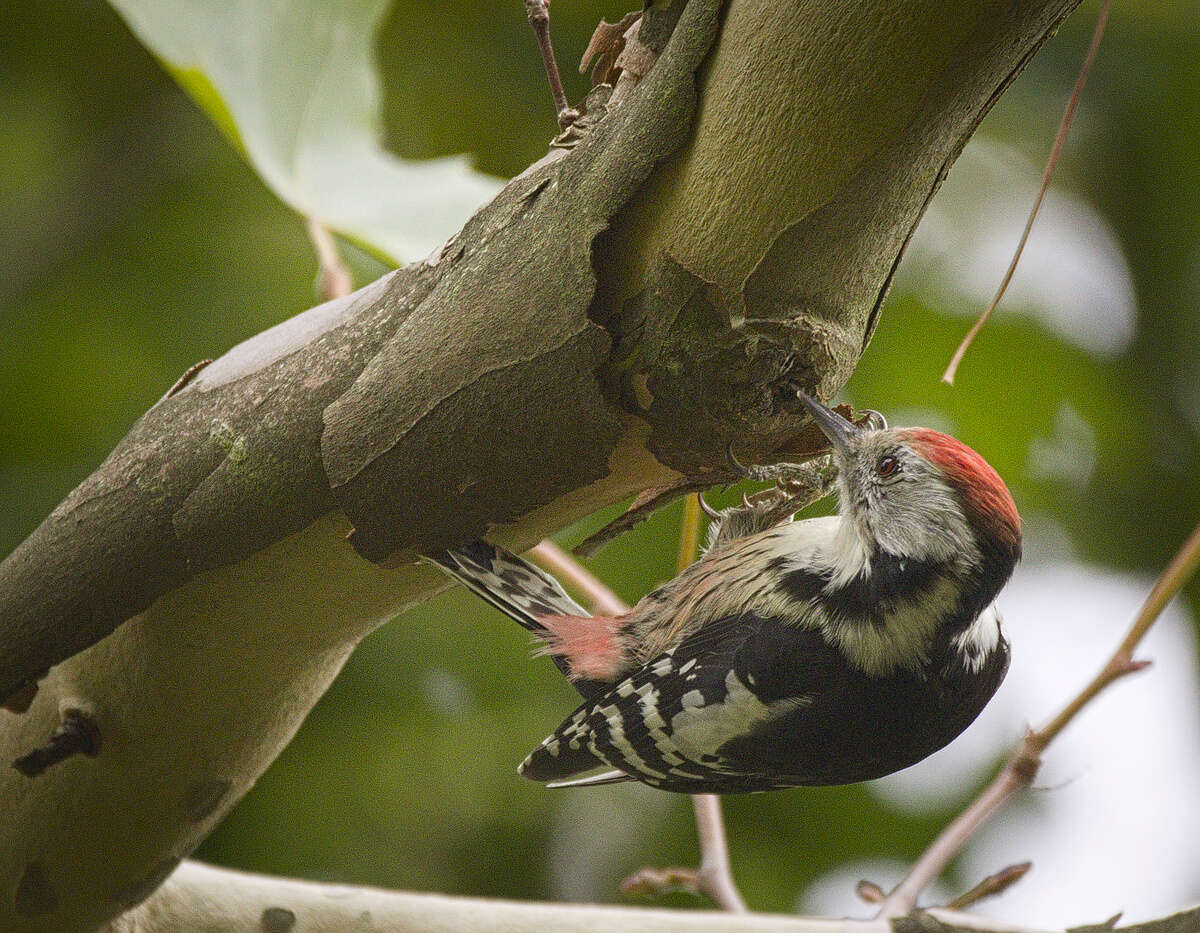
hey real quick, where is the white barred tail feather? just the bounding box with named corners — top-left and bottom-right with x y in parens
top-left (545, 769), bottom-right (631, 788)
top-left (428, 541), bottom-right (619, 691)
top-left (429, 540), bottom-right (588, 633)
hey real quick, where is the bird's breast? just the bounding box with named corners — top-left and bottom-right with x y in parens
top-left (721, 639), bottom-right (1009, 787)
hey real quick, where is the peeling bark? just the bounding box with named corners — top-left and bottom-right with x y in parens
top-left (592, 0), bottom-right (1080, 472)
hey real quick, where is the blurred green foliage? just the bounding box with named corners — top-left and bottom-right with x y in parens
top-left (107, 0), bottom-right (503, 264)
top-left (1, 0), bottom-right (1197, 916)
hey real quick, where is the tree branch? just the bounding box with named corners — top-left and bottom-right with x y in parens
top-left (0, 1), bottom-right (1087, 928)
top-left (105, 860), bottom-right (1200, 933)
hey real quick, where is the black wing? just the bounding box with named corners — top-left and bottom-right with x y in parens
top-left (520, 613), bottom-right (1008, 794)
top-left (519, 614), bottom-right (845, 793)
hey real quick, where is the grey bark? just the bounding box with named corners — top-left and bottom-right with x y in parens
top-left (0, 0), bottom-right (1080, 702)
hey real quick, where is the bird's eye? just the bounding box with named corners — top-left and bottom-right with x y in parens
top-left (876, 455), bottom-right (900, 478)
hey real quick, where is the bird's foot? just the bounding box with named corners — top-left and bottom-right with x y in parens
top-left (700, 447), bottom-right (838, 550)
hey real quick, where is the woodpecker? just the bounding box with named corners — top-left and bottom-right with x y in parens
top-left (431, 393), bottom-right (1021, 793)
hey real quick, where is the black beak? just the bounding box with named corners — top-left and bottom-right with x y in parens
top-left (798, 391), bottom-right (859, 458)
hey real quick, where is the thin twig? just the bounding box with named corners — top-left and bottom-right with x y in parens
top-left (525, 0), bottom-right (579, 130)
top-left (855, 880), bottom-right (886, 905)
top-left (619, 794), bottom-right (748, 912)
top-left (528, 540), bottom-right (625, 616)
top-left (878, 520), bottom-right (1200, 917)
top-left (942, 0), bottom-right (1110, 385)
top-left (676, 493), bottom-right (704, 574)
top-left (305, 218), bottom-right (353, 302)
top-left (690, 790), bottom-right (750, 913)
top-left (945, 862), bottom-right (1032, 910)
top-left (529, 502), bottom-right (749, 912)
top-left (678, 495), bottom-right (749, 913)
top-left (162, 358), bottom-right (214, 400)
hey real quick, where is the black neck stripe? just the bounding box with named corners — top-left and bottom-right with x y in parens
top-left (779, 551), bottom-right (950, 625)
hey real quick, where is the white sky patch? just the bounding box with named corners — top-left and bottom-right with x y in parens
top-left (1026, 401), bottom-right (1097, 488)
top-left (896, 137), bottom-right (1137, 357)
top-left (1017, 513), bottom-right (1080, 564)
top-left (859, 560), bottom-right (1200, 927)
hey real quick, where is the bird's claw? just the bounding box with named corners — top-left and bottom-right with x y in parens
top-left (701, 456), bottom-right (838, 552)
top-left (860, 408), bottom-right (888, 431)
top-left (726, 441), bottom-right (835, 488)
top-left (726, 442), bottom-right (803, 484)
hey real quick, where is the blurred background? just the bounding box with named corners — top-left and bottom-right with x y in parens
top-left (1, 0), bottom-right (1198, 927)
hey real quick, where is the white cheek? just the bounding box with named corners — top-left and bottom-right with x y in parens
top-left (869, 481), bottom-right (977, 566)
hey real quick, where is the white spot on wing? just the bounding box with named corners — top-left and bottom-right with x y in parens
top-left (667, 670), bottom-right (808, 764)
top-left (953, 604), bottom-right (1003, 672)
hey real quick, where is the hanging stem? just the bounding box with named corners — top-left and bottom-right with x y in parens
top-left (528, 497), bottom-right (748, 912)
top-left (305, 218), bottom-right (353, 302)
top-left (942, 0), bottom-right (1110, 384)
top-left (676, 493), bottom-right (749, 913)
top-left (528, 539), bottom-right (625, 615)
top-left (524, 0), bottom-right (580, 130)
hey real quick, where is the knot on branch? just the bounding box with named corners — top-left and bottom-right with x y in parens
top-left (2, 670), bottom-right (47, 714)
top-left (13, 708), bottom-right (101, 777)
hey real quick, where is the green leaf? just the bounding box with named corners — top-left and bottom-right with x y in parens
top-left (109, 0), bottom-right (503, 264)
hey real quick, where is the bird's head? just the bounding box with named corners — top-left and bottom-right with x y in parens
top-left (799, 393), bottom-right (1021, 569)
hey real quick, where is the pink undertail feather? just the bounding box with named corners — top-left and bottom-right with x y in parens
top-left (534, 614), bottom-right (628, 683)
